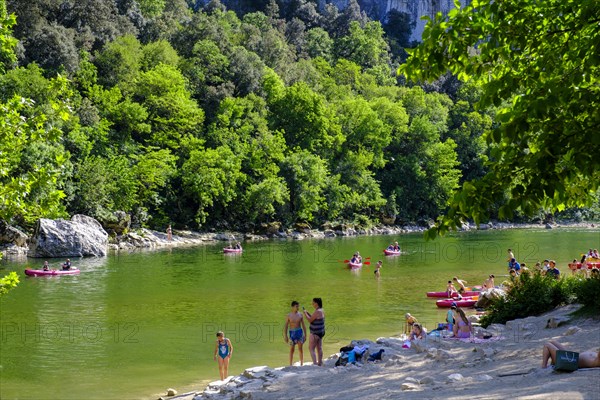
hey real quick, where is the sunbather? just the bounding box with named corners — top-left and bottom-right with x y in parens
top-left (541, 340), bottom-right (600, 368)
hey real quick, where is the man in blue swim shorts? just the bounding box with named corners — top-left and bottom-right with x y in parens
top-left (284, 300), bottom-right (307, 365)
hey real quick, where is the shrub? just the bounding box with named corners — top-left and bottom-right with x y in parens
top-left (480, 271), bottom-right (570, 327)
top-left (480, 272), bottom-right (600, 327)
top-left (573, 275), bottom-right (600, 312)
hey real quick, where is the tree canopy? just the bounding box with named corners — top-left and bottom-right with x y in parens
top-left (1, 0), bottom-right (598, 235)
top-left (400, 0), bottom-right (600, 237)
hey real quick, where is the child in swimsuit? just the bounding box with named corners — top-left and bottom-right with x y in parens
top-left (374, 261), bottom-right (382, 278)
top-left (213, 331), bottom-right (233, 380)
top-left (284, 301), bottom-right (306, 366)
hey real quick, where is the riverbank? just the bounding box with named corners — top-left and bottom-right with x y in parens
top-left (1, 219), bottom-right (597, 258)
top-left (158, 304), bottom-right (599, 400)
top-left (109, 220), bottom-right (598, 252)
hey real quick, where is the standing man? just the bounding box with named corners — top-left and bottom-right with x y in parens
top-left (284, 301), bottom-right (306, 366)
top-left (166, 224), bottom-right (172, 241)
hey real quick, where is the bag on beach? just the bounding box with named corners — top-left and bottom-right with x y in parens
top-left (335, 353), bottom-right (348, 367)
top-left (555, 350), bottom-right (579, 372)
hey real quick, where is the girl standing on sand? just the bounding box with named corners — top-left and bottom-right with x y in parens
top-left (214, 331), bottom-right (233, 380)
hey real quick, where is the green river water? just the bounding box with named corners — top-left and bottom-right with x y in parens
top-left (1, 228), bottom-right (598, 399)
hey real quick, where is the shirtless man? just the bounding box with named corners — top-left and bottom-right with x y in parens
top-left (446, 281), bottom-right (458, 297)
top-left (453, 276), bottom-right (468, 294)
top-left (542, 340), bottom-right (600, 368)
top-left (483, 274), bottom-right (495, 290)
top-left (284, 301), bottom-right (306, 366)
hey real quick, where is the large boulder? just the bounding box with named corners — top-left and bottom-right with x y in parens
top-left (0, 220), bottom-right (28, 247)
top-left (99, 211), bottom-right (131, 235)
top-left (0, 220), bottom-right (29, 256)
top-left (475, 288), bottom-right (506, 308)
top-left (28, 215), bottom-right (109, 257)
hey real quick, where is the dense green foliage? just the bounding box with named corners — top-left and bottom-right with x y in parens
top-left (401, 0), bottom-right (600, 238)
top-left (1, 0), bottom-right (598, 232)
top-left (0, 271), bottom-right (19, 296)
top-left (480, 272), bottom-right (600, 327)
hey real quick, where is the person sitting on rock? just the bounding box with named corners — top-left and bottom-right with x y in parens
top-left (62, 259), bottom-right (71, 271)
top-left (483, 274), bottom-right (495, 290)
top-left (542, 340), bottom-right (600, 368)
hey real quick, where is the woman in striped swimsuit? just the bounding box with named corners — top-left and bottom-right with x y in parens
top-left (303, 297), bottom-right (325, 366)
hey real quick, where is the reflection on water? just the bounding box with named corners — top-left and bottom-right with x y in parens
top-left (1, 229), bottom-right (599, 399)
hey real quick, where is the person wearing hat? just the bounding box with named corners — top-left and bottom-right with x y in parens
top-left (404, 313), bottom-right (418, 335)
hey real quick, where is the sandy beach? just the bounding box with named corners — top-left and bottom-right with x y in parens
top-left (159, 304), bottom-right (599, 400)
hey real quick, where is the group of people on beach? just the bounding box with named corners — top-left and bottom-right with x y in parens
top-left (213, 298), bottom-right (326, 380)
top-left (404, 302), bottom-right (473, 341)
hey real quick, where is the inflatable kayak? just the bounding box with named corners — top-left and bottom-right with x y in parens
top-left (383, 249), bottom-right (401, 256)
top-left (347, 262), bottom-right (362, 269)
top-left (223, 248), bottom-right (242, 253)
top-left (436, 296), bottom-right (478, 308)
top-left (426, 290), bottom-right (481, 298)
top-left (25, 268), bottom-right (80, 277)
top-left (569, 262), bottom-right (600, 269)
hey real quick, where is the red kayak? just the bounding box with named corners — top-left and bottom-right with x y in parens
top-left (436, 296), bottom-right (478, 308)
top-left (25, 268), bottom-right (80, 277)
top-left (427, 290), bottom-right (480, 298)
top-left (223, 248), bottom-right (242, 254)
top-left (569, 262), bottom-right (600, 269)
top-left (383, 249), bottom-right (401, 256)
top-left (347, 262), bottom-right (362, 269)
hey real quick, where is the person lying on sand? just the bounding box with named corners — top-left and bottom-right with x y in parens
top-left (541, 340), bottom-right (600, 368)
top-left (408, 323), bottom-right (426, 341)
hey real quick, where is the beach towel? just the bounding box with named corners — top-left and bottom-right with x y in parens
top-left (445, 336), bottom-right (505, 344)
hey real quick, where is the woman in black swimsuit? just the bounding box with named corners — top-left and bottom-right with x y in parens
top-left (303, 297), bottom-right (325, 366)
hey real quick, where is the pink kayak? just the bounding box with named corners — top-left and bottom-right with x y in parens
top-left (347, 262), bottom-right (362, 269)
top-left (223, 248), bottom-right (242, 253)
top-left (427, 290), bottom-right (480, 298)
top-left (383, 249), bottom-right (401, 256)
top-left (569, 262), bottom-right (600, 269)
top-left (25, 268), bottom-right (80, 277)
top-left (436, 296), bottom-right (478, 308)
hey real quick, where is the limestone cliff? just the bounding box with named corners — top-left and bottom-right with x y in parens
top-left (329, 0), bottom-right (465, 42)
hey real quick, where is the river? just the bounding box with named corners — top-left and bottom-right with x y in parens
top-left (0, 228), bottom-right (598, 399)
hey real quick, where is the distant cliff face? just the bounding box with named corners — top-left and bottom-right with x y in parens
top-left (323, 0), bottom-right (465, 42)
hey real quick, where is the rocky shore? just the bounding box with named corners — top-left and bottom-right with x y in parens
top-left (2, 217), bottom-right (597, 259)
top-left (157, 304), bottom-right (599, 400)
